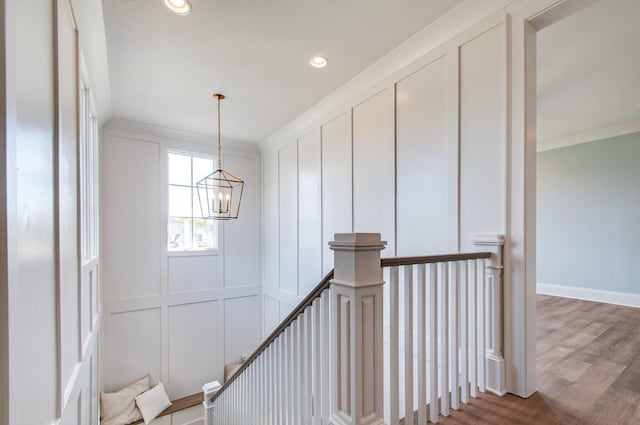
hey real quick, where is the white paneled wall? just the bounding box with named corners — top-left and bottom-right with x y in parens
top-left (260, 18), bottom-right (509, 353)
top-left (4, 0), bottom-right (103, 423)
top-left (263, 153), bottom-right (279, 291)
top-left (278, 143), bottom-right (298, 296)
top-left (396, 56), bottom-right (450, 256)
top-left (352, 89), bottom-right (396, 255)
top-left (297, 130), bottom-right (322, 296)
top-left (168, 301), bottom-right (219, 396)
top-left (57, 0), bottom-right (81, 398)
top-left (320, 113), bottom-right (352, 275)
top-left (459, 24), bottom-right (507, 252)
top-left (223, 154), bottom-right (260, 286)
top-left (101, 123), bottom-right (261, 424)
top-left (103, 138), bottom-right (161, 299)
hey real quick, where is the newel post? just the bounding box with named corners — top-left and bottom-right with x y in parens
top-left (202, 380), bottom-right (221, 425)
top-left (329, 233), bottom-right (387, 425)
top-left (473, 235), bottom-right (506, 396)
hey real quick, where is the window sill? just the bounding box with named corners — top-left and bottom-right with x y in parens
top-left (167, 249), bottom-right (219, 257)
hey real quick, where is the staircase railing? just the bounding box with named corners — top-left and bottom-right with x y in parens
top-left (204, 233), bottom-right (504, 425)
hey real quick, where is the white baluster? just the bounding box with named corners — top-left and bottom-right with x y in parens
top-left (220, 392), bottom-right (224, 425)
top-left (428, 263), bottom-right (438, 423)
top-left (244, 366), bottom-right (249, 425)
top-left (229, 386), bottom-right (233, 425)
top-left (286, 323), bottom-right (292, 424)
top-left (263, 348), bottom-right (268, 422)
top-left (307, 307), bottom-right (314, 422)
top-left (313, 299), bottom-right (321, 425)
top-left (449, 261), bottom-right (459, 410)
top-left (242, 371), bottom-right (247, 425)
top-left (438, 262), bottom-right (449, 416)
top-left (460, 261), bottom-right (469, 404)
top-left (321, 289), bottom-right (330, 424)
top-left (477, 259), bottom-right (486, 393)
top-left (250, 365), bottom-right (254, 423)
top-left (238, 377), bottom-right (242, 425)
top-left (469, 261), bottom-right (477, 398)
top-left (234, 380), bottom-right (238, 425)
top-left (241, 371), bottom-right (245, 425)
top-left (269, 341), bottom-right (278, 425)
top-left (329, 233), bottom-right (386, 425)
top-left (259, 353), bottom-right (264, 423)
top-left (404, 265), bottom-right (414, 425)
top-left (301, 311), bottom-right (308, 421)
top-left (278, 335), bottom-right (284, 425)
top-left (294, 316), bottom-right (304, 424)
top-left (252, 365), bottom-right (256, 423)
top-left (230, 383), bottom-right (234, 425)
top-left (389, 266), bottom-right (400, 425)
top-left (302, 309), bottom-right (309, 421)
top-left (285, 327), bottom-right (292, 425)
top-left (269, 344), bottom-right (275, 425)
top-left (416, 264), bottom-right (427, 425)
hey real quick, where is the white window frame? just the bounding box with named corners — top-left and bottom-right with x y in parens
top-left (167, 149), bottom-right (220, 256)
top-left (79, 80), bottom-right (99, 265)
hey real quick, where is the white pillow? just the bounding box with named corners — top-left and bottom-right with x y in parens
top-left (100, 375), bottom-right (150, 425)
top-left (135, 382), bottom-right (172, 424)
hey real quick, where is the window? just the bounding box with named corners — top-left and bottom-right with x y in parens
top-left (80, 84), bottom-right (99, 263)
top-left (168, 152), bottom-right (218, 251)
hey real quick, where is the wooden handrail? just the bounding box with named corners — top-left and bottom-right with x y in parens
top-left (209, 251), bottom-right (492, 403)
top-left (381, 251), bottom-right (492, 268)
top-left (210, 269), bottom-right (335, 402)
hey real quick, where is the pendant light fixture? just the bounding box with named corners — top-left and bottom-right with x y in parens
top-left (196, 94), bottom-right (244, 220)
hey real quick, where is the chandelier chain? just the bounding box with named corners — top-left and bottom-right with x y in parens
top-left (217, 95), bottom-right (222, 170)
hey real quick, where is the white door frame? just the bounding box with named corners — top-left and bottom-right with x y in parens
top-left (506, 0), bottom-right (599, 397)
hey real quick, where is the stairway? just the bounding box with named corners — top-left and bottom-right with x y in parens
top-left (204, 233), bottom-right (506, 425)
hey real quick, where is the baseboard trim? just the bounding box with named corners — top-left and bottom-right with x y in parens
top-left (537, 283), bottom-right (640, 308)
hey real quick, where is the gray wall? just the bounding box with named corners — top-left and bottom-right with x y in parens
top-left (537, 132), bottom-right (640, 294)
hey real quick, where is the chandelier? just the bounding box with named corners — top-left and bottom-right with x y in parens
top-left (196, 93), bottom-right (244, 220)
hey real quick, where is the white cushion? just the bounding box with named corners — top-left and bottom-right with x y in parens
top-left (100, 375), bottom-right (150, 425)
top-left (224, 363), bottom-right (243, 382)
top-left (135, 382), bottom-right (172, 424)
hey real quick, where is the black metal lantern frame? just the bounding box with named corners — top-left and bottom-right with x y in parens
top-left (196, 169), bottom-right (244, 220)
top-left (195, 93), bottom-right (244, 220)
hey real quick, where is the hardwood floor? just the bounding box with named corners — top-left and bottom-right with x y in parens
top-left (435, 295), bottom-right (640, 424)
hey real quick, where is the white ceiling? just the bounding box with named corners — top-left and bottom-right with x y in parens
top-left (537, 0), bottom-right (640, 143)
top-left (103, 0), bottom-right (462, 143)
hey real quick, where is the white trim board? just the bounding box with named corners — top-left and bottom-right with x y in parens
top-left (537, 283), bottom-right (640, 309)
top-left (537, 120), bottom-right (640, 152)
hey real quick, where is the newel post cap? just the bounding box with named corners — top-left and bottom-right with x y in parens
top-left (329, 233), bottom-right (387, 288)
top-left (202, 380), bottom-right (221, 408)
top-left (329, 233), bottom-right (387, 251)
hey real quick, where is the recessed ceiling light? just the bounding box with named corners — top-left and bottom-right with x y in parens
top-left (309, 56), bottom-right (328, 68)
top-left (164, 0), bottom-right (192, 15)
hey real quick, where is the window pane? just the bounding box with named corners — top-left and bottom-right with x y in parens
top-left (193, 156), bottom-right (214, 185)
top-left (168, 217), bottom-right (191, 250)
top-left (168, 153), bottom-right (192, 186)
top-left (168, 185), bottom-right (192, 217)
top-left (167, 151), bottom-right (217, 251)
top-left (192, 218), bottom-right (216, 249)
